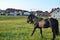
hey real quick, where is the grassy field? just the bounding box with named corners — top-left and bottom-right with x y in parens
top-left (0, 16), bottom-right (60, 40)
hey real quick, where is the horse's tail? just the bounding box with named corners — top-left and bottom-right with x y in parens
top-left (51, 18), bottom-right (59, 35)
top-left (54, 19), bottom-right (59, 35)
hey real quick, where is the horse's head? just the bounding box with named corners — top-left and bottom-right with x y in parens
top-left (27, 16), bottom-right (32, 23)
top-left (27, 14), bottom-right (38, 24)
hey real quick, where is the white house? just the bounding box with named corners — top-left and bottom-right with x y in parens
top-left (50, 8), bottom-right (60, 18)
top-left (18, 11), bottom-right (22, 15)
top-left (24, 11), bottom-right (30, 16)
top-left (0, 10), bottom-right (6, 15)
top-left (6, 8), bottom-right (23, 16)
top-left (24, 12), bottom-right (30, 16)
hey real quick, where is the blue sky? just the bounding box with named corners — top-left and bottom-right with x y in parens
top-left (0, 0), bottom-right (60, 11)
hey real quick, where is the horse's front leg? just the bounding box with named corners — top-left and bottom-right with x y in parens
top-left (40, 27), bottom-right (43, 38)
top-left (31, 27), bottom-right (37, 36)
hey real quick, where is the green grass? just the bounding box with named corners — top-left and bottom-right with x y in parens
top-left (0, 16), bottom-right (60, 40)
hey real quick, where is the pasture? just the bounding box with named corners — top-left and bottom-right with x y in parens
top-left (0, 16), bottom-right (60, 40)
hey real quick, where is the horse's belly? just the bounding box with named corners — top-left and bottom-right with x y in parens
top-left (44, 24), bottom-right (50, 28)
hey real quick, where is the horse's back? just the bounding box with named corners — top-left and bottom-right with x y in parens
top-left (44, 18), bottom-right (58, 28)
top-left (40, 18), bottom-right (58, 28)
top-left (50, 18), bottom-right (58, 26)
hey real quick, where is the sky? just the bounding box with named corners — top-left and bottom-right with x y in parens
top-left (0, 0), bottom-right (60, 12)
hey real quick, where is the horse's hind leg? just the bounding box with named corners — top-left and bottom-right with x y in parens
top-left (31, 27), bottom-right (37, 36)
top-left (52, 31), bottom-right (56, 40)
top-left (40, 27), bottom-right (43, 38)
top-left (52, 28), bottom-right (56, 40)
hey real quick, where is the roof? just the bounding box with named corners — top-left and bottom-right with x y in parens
top-left (6, 8), bottom-right (30, 13)
top-left (50, 7), bottom-right (60, 13)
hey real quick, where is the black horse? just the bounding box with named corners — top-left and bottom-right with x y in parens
top-left (27, 14), bottom-right (59, 40)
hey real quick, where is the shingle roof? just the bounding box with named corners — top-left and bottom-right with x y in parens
top-left (50, 8), bottom-right (60, 13)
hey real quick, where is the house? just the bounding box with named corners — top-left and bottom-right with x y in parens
top-left (15, 10), bottom-right (23, 16)
top-left (30, 11), bottom-right (39, 16)
top-left (35, 10), bottom-right (44, 16)
top-left (50, 8), bottom-right (60, 18)
top-left (6, 8), bottom-right (23, 16)
top-left (6, 8), bottom-right (30, 16)
top-left (23, 10), bottom-right (30, 16)
top-left (30, 11), bottom-right (36, 16)
top-left (31, 10), bottom-right (49, 16)
top-left (43, 11), bottom-right (49, 16)
top-left (0, 9), bottom-right (6, 15)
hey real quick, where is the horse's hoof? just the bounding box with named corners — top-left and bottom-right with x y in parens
top-left (51, 38), bottom-right (55, 40)
top-left (31, 35), bottom-right (33, 36)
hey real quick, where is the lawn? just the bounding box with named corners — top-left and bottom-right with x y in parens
top-left (0, 16), bottom-right (60, 40)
